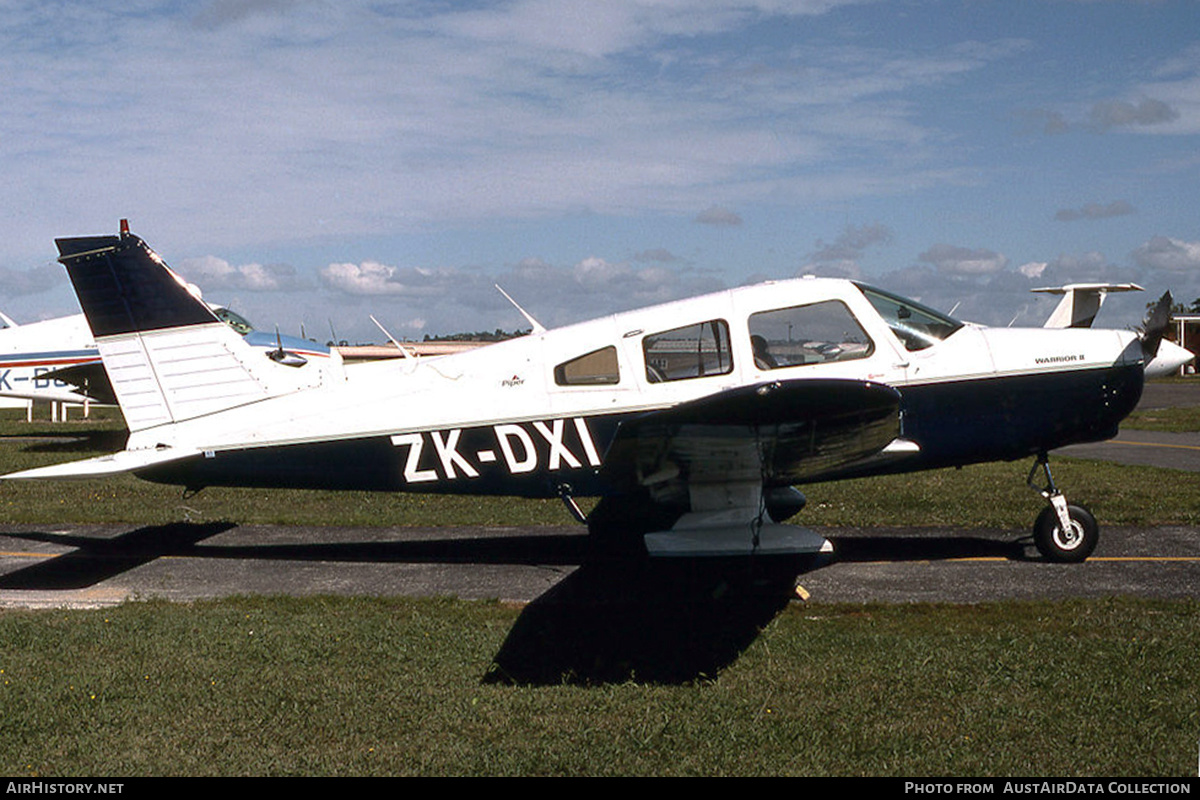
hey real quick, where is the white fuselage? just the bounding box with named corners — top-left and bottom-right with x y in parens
top-left (116, 277), bottom-right (1145, 495)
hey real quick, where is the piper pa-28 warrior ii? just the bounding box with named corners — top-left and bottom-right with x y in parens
top-left (3, 223), bottom-right (1179, 563)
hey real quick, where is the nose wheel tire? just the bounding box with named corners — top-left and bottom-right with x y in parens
top-left (1033, 503), bottom-right (1098, 563)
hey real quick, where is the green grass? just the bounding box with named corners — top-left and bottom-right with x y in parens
top-left (0, 596), bottom-right (1196, 776)
top-left (1123, 404), bottom-right (1200, 432)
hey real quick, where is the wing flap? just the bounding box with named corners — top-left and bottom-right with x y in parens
top-left (645, 520), bottom-right (833, 557)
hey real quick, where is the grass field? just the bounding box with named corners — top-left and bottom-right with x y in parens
top-left (0, 402), bottom-right (1197, 777)
top-left (1123, 403), bottom-right (1200, 432)
top-left (1, 596), bottom-right (1197, 777)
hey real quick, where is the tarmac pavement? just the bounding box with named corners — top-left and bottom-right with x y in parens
top-left (0, 519), bottom-right (1197, 609)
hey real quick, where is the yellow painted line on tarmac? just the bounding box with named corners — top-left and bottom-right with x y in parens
top-left (1112, 439), bottom-right (1200, 452)
top-left (0, 550), bottom-right (58, 560)
top-left (941, 555), bottom-right (1200, 563)
top-left (1086, 556), bottom-right (1200, 562)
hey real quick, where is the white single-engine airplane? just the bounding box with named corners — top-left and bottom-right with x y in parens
top-left (3, 224), bottom-right (1177, 564)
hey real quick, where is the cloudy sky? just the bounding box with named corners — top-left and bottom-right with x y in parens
top-left (3, 0), bottom-right (1199, 342)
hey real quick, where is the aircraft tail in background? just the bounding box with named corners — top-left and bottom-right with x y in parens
top-left (1032, 283), bottom-right (1143, 329)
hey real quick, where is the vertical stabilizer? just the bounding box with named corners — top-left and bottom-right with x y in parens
top-left (56, 228), bottom-right (319, 432)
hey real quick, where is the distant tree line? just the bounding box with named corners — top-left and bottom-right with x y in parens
top-left (1149, 297), bottom-right (1200, 315)
top-left (422, 328), bottom-right (531, 342)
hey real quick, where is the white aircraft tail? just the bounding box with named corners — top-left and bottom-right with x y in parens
top-left (1032, 283), bottom-right (1143, 329)
top-left (56, 225), bottom-right (323, 433)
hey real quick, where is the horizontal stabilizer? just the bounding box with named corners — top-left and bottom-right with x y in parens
top-left (2, 446), bottom-right (199, 481)
top-left (1032, 283), bottom-right (1143, 329)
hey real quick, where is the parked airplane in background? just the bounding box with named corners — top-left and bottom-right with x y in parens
top-left (0, 312), bottom-right (101, 407)
top-left (3, 224), bottom-right (1178, 564)
top-left (0, 302), bottom-right (338, 409)
top-left (1034, 283), bottom-right (1194, 378)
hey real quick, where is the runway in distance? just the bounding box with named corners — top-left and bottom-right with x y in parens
top-left (2, 222), bottom-right (1186, 563)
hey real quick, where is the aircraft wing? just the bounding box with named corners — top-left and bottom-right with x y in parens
top-left (588, 378), bottom-right (908, 556)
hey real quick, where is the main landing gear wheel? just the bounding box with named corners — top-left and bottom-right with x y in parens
top-left (1033, 503), bottom-right (1098, 563)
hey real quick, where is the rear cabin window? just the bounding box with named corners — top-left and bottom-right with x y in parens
top-left (643, 319), bottom-right (733, 382)
top-left (748, 301), bottom-right (873, 369)
top-left (554, 346), bottom-right (620, 386)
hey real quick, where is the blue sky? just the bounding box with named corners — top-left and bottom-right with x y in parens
top-left (2, 0), bottom-right (1199, 341)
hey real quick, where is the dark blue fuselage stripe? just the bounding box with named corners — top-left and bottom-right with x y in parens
top-left (138, 364), bottom-right (1144, 496)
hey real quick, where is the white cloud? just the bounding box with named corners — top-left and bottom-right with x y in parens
top-left (808, 222), bottom-right (892, 262)
top-left (1090, 97), bottom-right (1179, 131)
top-left (919, 244), bottom-right (1008, 276)
top-left (634, 248), bottom-right (683, 263)
top-left (1018, 261), bottom-right (1048, 279)
top-left (179, 256), bottom-right (300, 291)
top-left (695, 206), bottom-right (744, 227)
top-left (0, 0), bottom-right (1032, 256)
top-left (319, 261), bottom-right (442, 296)
top-left (1054, 201), bottom-right (1135, 222)
top-left (314, 249), bottom-right (727, 335)
top-left (1131, 236), bottom-right (1200, 273)
top-left (0, 264), bottom-right (61, 297)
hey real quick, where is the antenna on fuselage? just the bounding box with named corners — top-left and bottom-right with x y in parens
top-left (495, 285), bottom-right (546, 335)
top-left (370, 315), bottom-right (417, 359)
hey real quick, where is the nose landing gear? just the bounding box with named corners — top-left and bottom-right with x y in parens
top-left (1027, 453), bottom-right (1099, 563)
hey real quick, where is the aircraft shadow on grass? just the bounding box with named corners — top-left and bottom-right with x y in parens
top-left (5, 429), bottom-right (130, 455)
top-left (1, 523), bottom-right (1029, 685)
top-left (484, 534), bottom-right (1029, 686)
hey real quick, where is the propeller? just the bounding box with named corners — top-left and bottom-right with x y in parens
top-left (1137, 291), bottom-right (1173, 360)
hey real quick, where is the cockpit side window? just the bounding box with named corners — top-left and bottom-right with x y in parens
top-left (856, 284), bottom-right (964, 352)
top-left (554, 346), bottom-right (620, 386)
top-left (748, 301), bottom-right (874, 370)
top-left (214, 307), bottom-right (254, 336)
top-left (643, 319), bottom-right (733, 383)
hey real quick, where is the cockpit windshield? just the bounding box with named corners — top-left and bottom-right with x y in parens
top-left (855, 284), bottom-right (963, 352)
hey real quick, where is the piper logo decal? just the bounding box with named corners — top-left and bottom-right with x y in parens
top-left (391, 417), bottom-right (601, 483)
